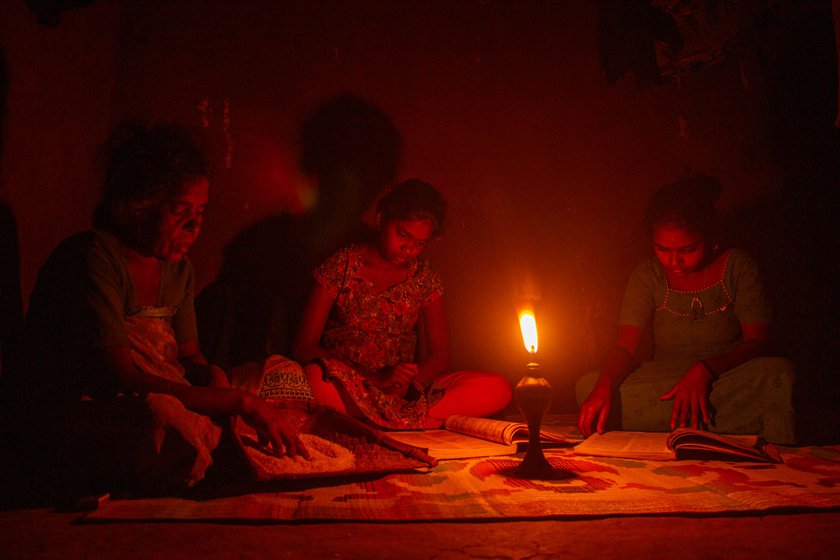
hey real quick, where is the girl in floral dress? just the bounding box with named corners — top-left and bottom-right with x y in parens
top-left (293, 179), bottom-right (512, 429)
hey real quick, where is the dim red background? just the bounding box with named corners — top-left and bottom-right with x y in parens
top-left (1, 1), bottom-right (837, 429)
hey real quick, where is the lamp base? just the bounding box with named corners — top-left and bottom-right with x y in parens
top-left (516, 446), bottom-right (556, 479)
top-left (512, 366), bottom-right (575, 480)
top-left (514, 370), bottom-right (554, 478)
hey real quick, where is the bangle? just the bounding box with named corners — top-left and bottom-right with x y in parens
top-left (700, 360), bottom-right (719, 379)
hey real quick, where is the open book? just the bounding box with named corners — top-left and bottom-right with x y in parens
top-left (573, 429), bottom-right (782, 463)
top-left (386, 415), bottom-right (579, 460)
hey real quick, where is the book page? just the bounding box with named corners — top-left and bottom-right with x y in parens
top-left (574, 431), bottom-right (675, 461)
top-left (575, 430), bottom-right (782, 463)
top-left (443, 415), bottom-right (522, 445)
top-left (668, 429), bottom-right (782, 463)
top-left (385, 429), bottom-right (518, 460)
top-left (444, 415), bottom-right (578, 445)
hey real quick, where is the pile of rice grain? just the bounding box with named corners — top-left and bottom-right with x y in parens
top-left (242, 433), bottom-right (355, 475)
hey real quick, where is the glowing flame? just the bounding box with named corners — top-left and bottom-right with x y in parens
top-left (518, 310), bottom-right (538, 355)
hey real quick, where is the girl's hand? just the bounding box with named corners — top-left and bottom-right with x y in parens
top-left (378, 363), bottom-right (417, 397)
top-left (578, 382), bottom-right (613, 438)
top-left (208, 365), bottom-right (230, 389)
top-left (659, 362), bottom-right (715, 430)
top-left (241, 395), bottom-right (310, 459)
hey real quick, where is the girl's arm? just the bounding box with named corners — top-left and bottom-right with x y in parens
top-left (596, 325), bottom-right (643, 388)
top-left (578, 324), bottom-right (643, 437)
top-left (292, 281), bottom-right (336, 364)
top-left (698, 322), bottom-right (769, 376)
top-left (376, 294), bottom-right (451, 395)
top-left (413, 294), bottom-right (452, 384)
top-left (660, 322), bottom-right (769, 429)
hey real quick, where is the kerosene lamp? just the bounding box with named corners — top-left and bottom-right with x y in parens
top-left (514, 310), bottom-right (555, 478)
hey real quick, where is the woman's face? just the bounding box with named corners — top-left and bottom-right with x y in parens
top-left (144, 177), bottom-right (209, 262)
top-left (377, 216), bottom-right (435, 267)
top-left (652, 224), bottom-right (708, 276)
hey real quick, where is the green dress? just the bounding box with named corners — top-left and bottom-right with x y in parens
top-left (576, 249), bottom-right (795, 444)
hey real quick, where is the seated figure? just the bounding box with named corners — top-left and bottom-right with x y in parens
top-left (576, 175), bottom-right (795, 444)
top-left (293, 179), bottom-right (513, 429)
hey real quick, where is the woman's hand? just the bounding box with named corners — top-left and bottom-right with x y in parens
top-left (659, 362), bottom-right (715, 430)
top-left (240, 395), bottom-right (310, 459)
top-left (208, 365), bottom-right (230, 388)
top-left (578, 381), bottom-right (613, 438)
top-left (377, 363), bottom-right (417, 397)
top-left (579, 330), bottom-right (642, 438)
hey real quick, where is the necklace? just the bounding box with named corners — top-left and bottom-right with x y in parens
top-left (689, 264), bottom-right (710, 319)
top-left (658, 251), bottom-right (733, 319)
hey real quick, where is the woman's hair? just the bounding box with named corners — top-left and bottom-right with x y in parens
top-left (644, 174), bottom-right (722, 241)
top-left (376, 179), bottom-right (446, 236)
top-left (92, 121), bottom-right (209, 238)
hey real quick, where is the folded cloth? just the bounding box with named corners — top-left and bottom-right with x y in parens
top-left (229, 355), bottom-right (315, 403)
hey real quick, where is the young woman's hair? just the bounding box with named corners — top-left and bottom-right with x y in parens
top-left (376, 179), bottom-right (446, 236)
top-left (644, 174), bottom-right (722, 241)
top-left (92, 121), bottom-right (209, 237)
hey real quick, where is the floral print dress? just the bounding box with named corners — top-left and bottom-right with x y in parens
top-left (314, 245), bottom-right (445, 429)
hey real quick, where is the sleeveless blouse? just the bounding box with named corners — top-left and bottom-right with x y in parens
top-left (618, 249), bottom-right (771, 361)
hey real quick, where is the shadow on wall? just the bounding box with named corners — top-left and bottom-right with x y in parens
top-left (0, 205), bottom-right (23, 380)
top-left (725, 2), bottom-right (840, 443)
top-left (196, 93), bottom-right (402, 368)
top-left (23, 0), bottom-right (96, 27)
top-left (726, 166), bottom-right (840, 444)
top-left (0, 48), bottom-right (24, 380)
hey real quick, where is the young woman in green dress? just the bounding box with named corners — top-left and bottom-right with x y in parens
top-left (576, 175), bottom-right (795, 444)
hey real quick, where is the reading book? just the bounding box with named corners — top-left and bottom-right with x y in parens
top-left (573, 429), bottom-right (782, 463)
top-left (386, 415), bottom-right (580, 460)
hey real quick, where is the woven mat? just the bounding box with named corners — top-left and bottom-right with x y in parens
top-left (84, 444), bottom-right (840, 522)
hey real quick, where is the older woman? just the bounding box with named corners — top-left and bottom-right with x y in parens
top-left (6, 122), bottom-right (306, 496)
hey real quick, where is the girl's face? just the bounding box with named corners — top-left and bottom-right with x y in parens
top-left (652, 224), bottom-right (709, 276)
top-left (143, 176), bottom-right (209, 262)
top-left (377, 216), bottom-right (435, 266)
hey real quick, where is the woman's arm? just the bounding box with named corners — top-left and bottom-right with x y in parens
top-left (413, 294), bottom-right (451, 384)
top-left (178, 340), bottom-right (229, 388)
top-left (578, 324), bottom-right (643, 437)
top-left (375, 294), bottom-right (451, 396)
top-left (597, 325), bottom-right (643, 388)
top-left (660, 322), bottom-right (770, 430)
top-left (291, 281), bottom-right (336, 363)
top-left (700, 322), bottom-right (769, 376)
top-left (101, 345), bottom-right (306, 457)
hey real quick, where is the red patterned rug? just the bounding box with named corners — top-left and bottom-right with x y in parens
top-left (84, 445), bottom-right (840, 522)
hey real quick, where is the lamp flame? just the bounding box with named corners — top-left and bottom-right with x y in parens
top-left (518, 310), bottom-right (538, 355)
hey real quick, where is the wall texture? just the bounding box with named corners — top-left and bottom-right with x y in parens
top-left (1, 0), bottom-right (837, 417)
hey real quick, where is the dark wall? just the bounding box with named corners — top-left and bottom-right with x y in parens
top-left (1, 1), bottom-right (837, 428)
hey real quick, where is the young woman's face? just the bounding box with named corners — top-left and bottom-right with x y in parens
top-left (146, 176), bottom-right (209, 262)
top-left (378, 217), bottom-right (435, 266)
top-left (652, 224), bottom-right (708, 276)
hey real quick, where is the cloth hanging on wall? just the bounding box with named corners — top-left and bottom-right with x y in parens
top-left (599, 0), bottom-right (780, 87)
top-left (598, 0), bottom-right (682, 87)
